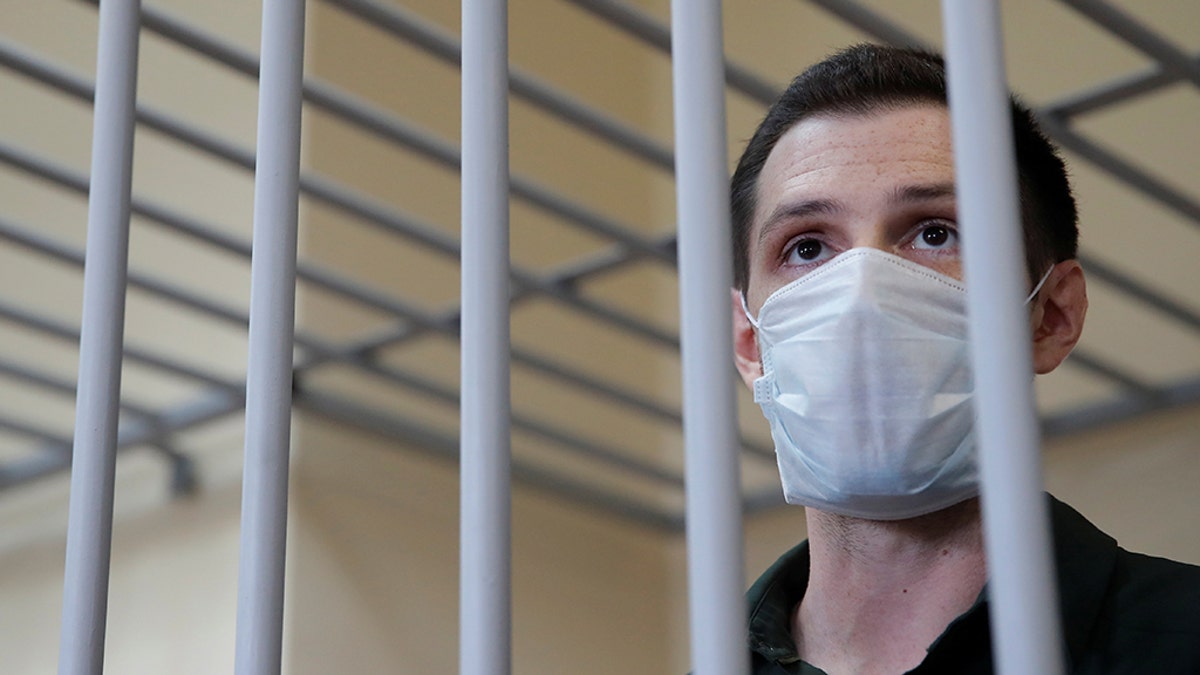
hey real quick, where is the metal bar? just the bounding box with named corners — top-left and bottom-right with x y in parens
top-left (778, 2), bottom-right (1200, 234)
top-left (942, 4), bottom-right (1065, 674)
top-left (0, 137), bottom-right (440, 335)
top-left (0, 414), bottom-right (73, 448)
top-left (1078, 254), bottom-right (1200, 332)
top-left (1042, 374), bottom-right (1200, 437)
top-left (459, 0), bottom-right (512, 671)
top-left (0, 356), bottom-right (155, 420)
top-left (0, 216), bottom-right (258, 341)
top-left (316, 351), bottom-right (686, 488)
top-left (0, 212), bottom-right (687, 487)
top-left (1043, 55), bottom-right (1200, 119)
top-left (0, 354), bottom-right (191, 475)
top-left (56, 1), bottom-right (140, 671)
top-left (1058, 0), bottom-right (1200, 89)
top-left (101, 0), bottom-right (675, 265)
top-left (1035, 112), bottom-right (1200, 227)
top-left (0, 130), bottom-right (677, 403)
top-left (670, 2), bottom-right (746, 673)
top-left (321, 0), bottom-right (675, 171)
top-left (0, 39), bottom-right (682, 348)
top-left (803, 0), bottom-right (1200, 124)
top-left (0, 300), bottom-right (242, 395)
top-left (0, 38), bottom-right (681, 348)
top-left (1066, 348), bottom-right (1158, 397)
top-left (566, 0), bottom-right (779, 104)
top-left (0, 446), bottom-right (73, 489)
top-left (1, 391), bottom-right (239, 489)
top-left (233, 1), bottom-right (306, 673)
top-left (0, 143), bottom-right (695, 490)
top-left (806, 0), bottom-right (928, 49)
top-left (293, 388), bottom-right (684, 531)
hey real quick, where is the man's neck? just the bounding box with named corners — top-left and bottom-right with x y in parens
top-left (795, 498), bottom-right (987, 675)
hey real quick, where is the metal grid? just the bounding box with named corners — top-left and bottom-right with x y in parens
top-left (1, 0), bottom-right (1197, 532)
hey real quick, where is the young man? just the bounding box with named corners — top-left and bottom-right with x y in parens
top-left (730, 45), bottom-right (1200, 674)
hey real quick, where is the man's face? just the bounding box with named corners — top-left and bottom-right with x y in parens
top-left (742, 104), bottom-right (961, 317)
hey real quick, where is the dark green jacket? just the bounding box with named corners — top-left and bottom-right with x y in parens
top-left (747, 496), bottom-right (1200, 674)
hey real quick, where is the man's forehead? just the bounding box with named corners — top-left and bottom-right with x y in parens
top-left (752, 106), bottom-right (955, 224)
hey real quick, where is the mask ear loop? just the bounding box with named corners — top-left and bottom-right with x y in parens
top-left (738, 292), bottom-right (762, 330)
top-left (1024, 265), bottom-right (1055, 305)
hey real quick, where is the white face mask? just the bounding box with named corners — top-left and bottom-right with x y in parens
top-left (744, 248), bottom-right (1050, 520)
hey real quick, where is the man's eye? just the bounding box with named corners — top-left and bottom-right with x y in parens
top-left (912, 224), bottom-right (958, 250)
top-left (785, 238), bottom-right (833, 265)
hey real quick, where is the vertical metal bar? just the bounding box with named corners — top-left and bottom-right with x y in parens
top-left (458, 0), bottom-right (511, 674)
top-left (941, 3), bottom-right (1065, 675)
top-left (56, 1), bottom-right (141, 672)
top-left (669, 2), bottom-right (747, 674)
top-left (233, 0), bottom-right (306, 673)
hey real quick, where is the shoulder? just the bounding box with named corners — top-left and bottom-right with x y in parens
top-left (1074, 550), bottom-right (1200, 672)
top-left (1103, 548), bottom-right (1200, 632)
top-left (1049, 496), bottom-right (1200, 671)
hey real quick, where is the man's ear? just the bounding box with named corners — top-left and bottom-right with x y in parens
top-left (1031, 260), bottom-right (1088, 375)
top-left (732, 289), bottom-right (763, 388)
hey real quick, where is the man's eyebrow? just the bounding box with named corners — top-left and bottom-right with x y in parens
top-left (756, 198), bottom-right (843, 244)
top-left (890, 183), bottom-right (957, 204)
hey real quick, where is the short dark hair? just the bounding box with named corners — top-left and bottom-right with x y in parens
top-left (730, 44), bottom-right (1078, 291)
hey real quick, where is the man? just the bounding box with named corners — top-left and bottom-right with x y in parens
top-left (730, 45), bottom-right (1200, 674)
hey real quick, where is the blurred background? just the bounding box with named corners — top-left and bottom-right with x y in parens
top-left (0, 1), bottom-right (1197, 672)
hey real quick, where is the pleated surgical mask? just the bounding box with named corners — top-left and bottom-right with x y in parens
top-left (744, 248), bottom-right (992, 519)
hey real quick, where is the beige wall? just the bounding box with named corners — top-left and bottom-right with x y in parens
top-left (285, 419), bottom-right (672, 674)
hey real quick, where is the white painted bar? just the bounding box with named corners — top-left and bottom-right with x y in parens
top-left (233, 0), bottom-right (307, 673)
top-left (669, 2), bottom-right (747, 674)
top-left (458, 0), bottom-right (512, 673)
top-left (941, 3), bottom-right (1066, 674)
top-left (57, 1), bottom-right (141, 672)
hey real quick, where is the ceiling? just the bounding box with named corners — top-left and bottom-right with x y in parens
top-left (0, 0), bottom-right (1197, 531)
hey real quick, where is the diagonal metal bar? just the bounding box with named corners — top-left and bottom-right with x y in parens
top-left (0, 356), bottom-right (192, 474)
top-left (294, 387), bottom-right (684, 531)
top-left (566, 0), bottom-right (1200, 458)
top-left (806, 0), bottom-right (929, 50)
top-left (0, 139), bottom-right (758, 486)
top-left (1058, 0), bottom-right (1200, 90)
top-left (0, 38), bottom-right (681, 348)
top-left (0, 413), bottom-right (73, 448)
top-left (2, 373), bottom-right (686, 530)
top-left (320, 0), bottom-right (675, 171)
top-left (0, 132), bottom-right (679, 354)
top-left (808, 0), bottom-right (1200, 123)
top-left (788, 1), bottom-right (1200, 234)
top-left (0, 391), bottom-right (237, 490)
top-left (563, 0), bottom-right (780, 104)
top-left (0, 357), bottom-right (156, 419)
top-left (1079, 253), bottom-right (1200, 332)
top-left (0, 443), bottom-right (73, 489)
top-left (1035, 112), bottom-right (1200, 227)
top-left (299, 354), bottom-right (686, 488)
top-left (1065, 348), bottom-right (1158, 398)
top-left (0, 29), bottom-right (691, 355)
top-left (0, 299), bottom-right (242, 395)
top-left (0, 132), bottom-right (764, 463)
top-left (0, 214), bottom-right (687, 490)
top-left (96, 1), bottom-right (676, 265)
top-left (0, 143), bottom-right (731, 461)
top-left (1044, 54), bottom-right (1200, 119)
top-left (1041, 374), bottom-right (1200, 438)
